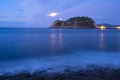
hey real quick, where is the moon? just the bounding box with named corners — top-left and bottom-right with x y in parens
top-left (48, 12), bottom-right (58, 17)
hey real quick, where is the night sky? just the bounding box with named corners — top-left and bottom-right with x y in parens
top-left (0, 0), bottom-right (120, 27)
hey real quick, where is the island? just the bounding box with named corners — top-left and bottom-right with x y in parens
top-left (50, 16), bottom-right (98, 28)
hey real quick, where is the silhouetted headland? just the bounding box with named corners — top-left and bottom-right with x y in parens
top-left (50, 16), bottom-right (98, 28)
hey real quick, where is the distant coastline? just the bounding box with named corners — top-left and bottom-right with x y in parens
top-left (50, 16), bottom-right (120, 29)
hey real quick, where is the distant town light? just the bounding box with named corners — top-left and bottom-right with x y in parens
top-left (99, 25), bottom-right (106, 30)
top-left (116, 26), bottom-right (120, 29)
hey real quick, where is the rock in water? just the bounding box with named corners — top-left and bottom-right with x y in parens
top-left (50, 16), bottom-right (98, 28)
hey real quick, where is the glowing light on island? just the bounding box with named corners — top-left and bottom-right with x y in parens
top-left (48, 12), bottom-right (58, 17)
top-left (59, 18), bottom-right (63, 21)
top-left (99, 25), bottom-right (106, 30)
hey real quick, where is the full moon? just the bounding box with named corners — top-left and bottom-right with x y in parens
top-left (48, 12), bottom-right (58, 17)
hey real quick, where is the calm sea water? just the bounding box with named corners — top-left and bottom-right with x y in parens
top-left (0, 28), bottom-right (120, 73)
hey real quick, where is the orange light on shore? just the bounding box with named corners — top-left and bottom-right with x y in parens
top-left (116, 26), bottom-right (120, 29)
top-left (99, 26), bottom-right (106, 30)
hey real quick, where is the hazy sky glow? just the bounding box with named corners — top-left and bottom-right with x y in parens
top-left (0, 0), bottom-right (120, 27)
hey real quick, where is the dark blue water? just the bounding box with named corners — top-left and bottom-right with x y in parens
top-left (0, 28), bottom-right (120, 73)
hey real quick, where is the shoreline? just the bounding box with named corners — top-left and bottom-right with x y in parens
top-left (0, 64), bottom-right (120, 80)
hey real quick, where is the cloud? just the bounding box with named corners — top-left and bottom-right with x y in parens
top-left (19, 0), bottom-right (45, 22)
top-left (0, 16), bottom-right (27, 22)
top-left (19, 0), bottom-right (60, 24)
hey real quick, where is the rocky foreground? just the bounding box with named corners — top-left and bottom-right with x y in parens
top-left (1, 65), bottom-right (120, 80)
top-left (50, 16), bottom-right (98, 28)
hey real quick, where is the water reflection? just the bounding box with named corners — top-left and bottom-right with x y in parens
top-left (51, 30), bottom-right (56, 48)
top-left (50, 29), bottom-right (63, 52)
top-left (117, 32), bottom-right (120, 51)
top-left (58, 30), bottom-right (63, 47)
top-left (100, 31), bottom-right (104, 50)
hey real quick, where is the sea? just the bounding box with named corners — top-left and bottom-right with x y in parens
top-left (0, 28), bottom-right (120, 74)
